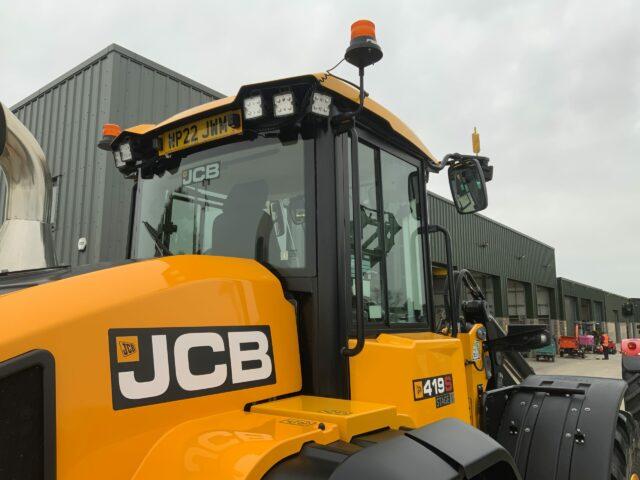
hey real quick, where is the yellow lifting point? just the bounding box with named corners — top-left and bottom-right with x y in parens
top-left (472, 127), bottom-right (481, 154)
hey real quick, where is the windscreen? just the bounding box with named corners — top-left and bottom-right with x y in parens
top-left (132, 137), bottom-right (313, 274)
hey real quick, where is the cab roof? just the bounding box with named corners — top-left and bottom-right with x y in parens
top-left (120, 73), bottom-right (439, 165)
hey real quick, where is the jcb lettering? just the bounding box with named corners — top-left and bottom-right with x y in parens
top-left (109, 326), bottom-right (275, 410)
top-left (182, 162), bottom-right (220, 186)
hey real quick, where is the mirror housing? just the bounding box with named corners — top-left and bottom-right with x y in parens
top-left (447, 155), bottom-right (488, 214)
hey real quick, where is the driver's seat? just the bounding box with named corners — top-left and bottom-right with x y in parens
top-left (208, 180), bottom-right (277, 262)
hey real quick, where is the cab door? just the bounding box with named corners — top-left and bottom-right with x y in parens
top-left (343, 132), bottom-right (432, 336)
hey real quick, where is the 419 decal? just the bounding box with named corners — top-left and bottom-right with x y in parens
top-left (413, 374), bottom-right (454, 402)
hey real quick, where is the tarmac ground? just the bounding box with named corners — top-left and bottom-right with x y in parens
top-left (526, 352), bottom-right (622, 380)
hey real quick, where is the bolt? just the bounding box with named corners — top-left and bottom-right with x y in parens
top-left (318, 423), bottom-right (326, 431)
top-left (532, 404), bottom-right (538, 409)
top-left (524, 427), bottom-right (531, 433)
top-left (565, 433), bottom-right (572, 438)
top-left (571, 408), bottom-right (577, 413)
top-left (520, 401), bottom-right (526, 406)
top-left (584, 407), bottom-right (591, 412)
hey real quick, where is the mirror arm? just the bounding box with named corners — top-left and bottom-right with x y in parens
top-left (436, 153), bottom-right (492, 182)
top-left (427, 224), bottom-right (458, 337)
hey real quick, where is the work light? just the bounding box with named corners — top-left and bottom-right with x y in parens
top-left (119, 142), bottom-right (133, 162)
top-left (113, 150), bottom-right (125, 168)
top-left (311, 92), bottom-right (332, 116)
top-left (273, 92), bottom-right (295, 117)
top-left (243, 95), bottom-right (263, 120)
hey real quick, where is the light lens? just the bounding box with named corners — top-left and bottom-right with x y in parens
top-left (629, 342), bottom-right (637, 350)
top-left (243, 95), bottom-right (263, 120)
top-left (119, 143), bottom-right (133, 162)
top-left (311, 92), bottom-right (332, 116)
top-left (113, 150), bottom-right (124, 168)
top-left (273, 92), bottom-right (295, 117)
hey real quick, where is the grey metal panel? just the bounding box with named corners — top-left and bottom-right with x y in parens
top-left (99, 50), bottom-right (219, 263)
top-left (427, 192), bottom-right (557, 289)
top-left (5, 55), bottom-right (114, 266)
top-left (0, 44), bottom-right (221, 266)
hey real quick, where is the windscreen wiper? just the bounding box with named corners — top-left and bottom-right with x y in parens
top-left (143, 221), bottom-right (173, 256)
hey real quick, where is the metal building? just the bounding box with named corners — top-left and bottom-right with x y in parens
top-left (1, 45), bottom-right (636, 340)
top-left (556, 278), bottom-right (635, 341)
top-left (429, 193), bottom-right (558, 330)
top-left (0, 44), bottom-right (222, 266)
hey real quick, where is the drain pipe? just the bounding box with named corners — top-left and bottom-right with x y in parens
top-left (0, 102), bottom-right (56, 272)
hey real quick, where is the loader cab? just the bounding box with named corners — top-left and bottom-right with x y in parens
top-left (111, 73), bottom-right (489, 398)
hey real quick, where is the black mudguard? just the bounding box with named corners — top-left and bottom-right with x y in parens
top-left (265, 418), bottom-right (520, 479)
top-left (622, 356), bottom-right (640, 423)
top-left (484, 375), bottom-right (626, 480)
top-left (331, 418), bottom-right (519, 479)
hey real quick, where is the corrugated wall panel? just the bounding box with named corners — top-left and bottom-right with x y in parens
top-left (99, 51), bottom-right (218, 263)
top-left (0, 44), bottom-right (220, 266)
top-left (427, 192), bottom-right (557, 288)
top-left (6, 55), bottom-right (113, 266)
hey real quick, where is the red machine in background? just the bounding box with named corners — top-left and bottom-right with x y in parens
top-left (596, 334), bottom-right (617, 355)
top-left (622, 339), bottom-right (640, 357)
top-left (559, 336), bottom-right (586, 358)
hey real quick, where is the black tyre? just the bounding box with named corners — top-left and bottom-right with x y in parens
top-left (623, 356), bottom-right (640, 425)
top-left (610, 411), bottom-right (639, 480)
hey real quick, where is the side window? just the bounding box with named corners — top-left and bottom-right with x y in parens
top-left (349, 143), bottom-right (385, 322)
top-left (380, 151), bottom-right (426, 323)
top-left (349, 139), bottom-right (427, 325)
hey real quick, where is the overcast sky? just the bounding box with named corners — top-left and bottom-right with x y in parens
top-left (1, 0), bottom-right (638, 297)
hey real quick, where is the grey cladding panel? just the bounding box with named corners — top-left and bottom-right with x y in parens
top-left (428, 193), bottom-right (556, 288)
top-left (0, 45), bottom-right (219, 266)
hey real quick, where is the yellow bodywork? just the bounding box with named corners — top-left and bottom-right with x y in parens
top-left (458, 324), bottom-right (490, 428)
top-left (0, 254), bottom-right (489, 478)
top-left (130, 409), bottom-right (339, 480)
top-left (349, 332), bottom-right (479, 428)
top-left (0, 256), bottom-right (302, 479)
top-left (252, 395), bottom-right (396, 441)
top-left (114, 73), bottom-right (438, 165)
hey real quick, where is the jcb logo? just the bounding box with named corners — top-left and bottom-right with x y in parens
top-left (116, 336), bottom-right (139, 363)
top-left (182, 162), bottom-right (220, 186)
top-left (108, 326), bottom-right (275, 410)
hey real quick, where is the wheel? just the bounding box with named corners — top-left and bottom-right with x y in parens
top-left (610, 411), bottom-right (640, 480)
top-left (560, 350), bottom-right (564, 357)
top-left (623, 357), bottom-right (640, 425)
top-left (551, 356), bottom-right (555, 363)
top-left (581, 351), bottom-right (585, 358)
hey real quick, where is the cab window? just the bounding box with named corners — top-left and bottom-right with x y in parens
top-left (349, 139), bottom-right (427, 325)
top-left (133, 136), bottom-right (314, 276)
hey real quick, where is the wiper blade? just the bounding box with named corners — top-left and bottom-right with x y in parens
top-left (143, 221), bottom-right (173, 256)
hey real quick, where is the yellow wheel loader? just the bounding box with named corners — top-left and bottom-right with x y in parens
top-left (0, 20), bottom-right (638, 480)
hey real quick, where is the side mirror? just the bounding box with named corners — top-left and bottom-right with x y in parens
top-left (448, 157), bottom-right (488, 214)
